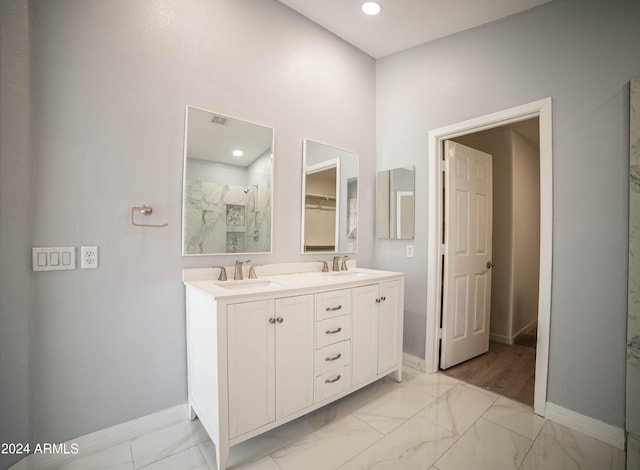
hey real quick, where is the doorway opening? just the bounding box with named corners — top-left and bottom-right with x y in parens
top-left (440, 120), bottom-right (540, 406)
top-left (425, 98), bottom-right (552, 416)
top-left (303, 159), bottom-right (340, 252)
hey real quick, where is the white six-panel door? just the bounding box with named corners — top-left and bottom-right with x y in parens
top-left (440, 141), bottom-right (493, 369)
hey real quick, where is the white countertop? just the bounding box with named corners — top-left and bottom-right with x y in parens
top-left (184, 267), bottom-right (404, 301)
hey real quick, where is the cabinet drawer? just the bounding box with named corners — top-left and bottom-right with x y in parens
top-left (315, 366), bottom-right (351, 402)
top-left (314, 341), bottom-right (351, 377)
top-left (316, 289), bottom-right (352, 321)
top-left (316, 315), bottom-right (351, 349)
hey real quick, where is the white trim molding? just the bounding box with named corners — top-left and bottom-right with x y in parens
top-left (490, 320), bottom-right (538, 346)
top-left (545, 402), bottom-right (625, 450)
top-left (9, 404), bottom-right (188, 470)
top-left (402, 352), bottom-right (426, 372)
top-left (426, 97), bottom-right (553, 417)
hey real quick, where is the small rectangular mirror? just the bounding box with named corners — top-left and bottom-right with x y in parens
top-left (301, 139), bottom-right (358, 253)
top-left (376, 166), bottom-right (415, 239)
top-left (182, 106), bottom-right (274, 255)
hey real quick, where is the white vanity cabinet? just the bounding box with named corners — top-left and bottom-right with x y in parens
top-left (184, 267), bottom-right (404, 470)
top-left (352, 280), bottom-right (403, 386)
top-left (227, 295), bottom-right (314, 439)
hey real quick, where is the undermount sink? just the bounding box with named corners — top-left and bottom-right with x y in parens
top-left (324, 270), bottom-right (372, 278)
top-left (214, 280), bottom-right (281, 290)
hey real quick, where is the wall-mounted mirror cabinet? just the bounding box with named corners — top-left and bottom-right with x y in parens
top-left (182, 106), bottom-right (273, 255)
top-left (301, 139), bottom-right (358, 253)
top-left (376, 166), bottom-right (415, 239)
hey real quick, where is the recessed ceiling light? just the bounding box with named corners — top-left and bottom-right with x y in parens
top-left (362, 1), bottom-right (381, 15)
top-left (232, 150), bottom-right (244, 157)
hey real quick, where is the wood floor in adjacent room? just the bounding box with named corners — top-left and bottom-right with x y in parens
top-left (440, 334), bottom-right (537, 406)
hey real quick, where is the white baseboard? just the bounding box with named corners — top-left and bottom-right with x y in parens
top-left (545, 402), bottom-right (625, 450)
top-left (490, 320), bottom-right (538, 346)
top-left (513, 320), bottom-right (537, 342)
top-left (489, 332), bottom-right (513, 345)
top-left (402, 353), bottom-right (426, 372)
top-left (9, 404), bottom-right (188, 470)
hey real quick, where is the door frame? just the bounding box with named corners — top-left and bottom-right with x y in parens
top-left (425, 98), bottom-right (552, 416)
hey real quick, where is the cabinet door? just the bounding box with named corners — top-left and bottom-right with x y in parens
top-left (352, 284), bottom-right (379, 386)
top-left (228, 300), bottom-right (275, 438)
top-left (275, 295), bottom-right (314, 419)
top-left (377, 280), bottom-right (401, 373)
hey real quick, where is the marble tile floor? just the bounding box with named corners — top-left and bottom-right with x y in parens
top-left (49, 368), bottom-right (626, 470)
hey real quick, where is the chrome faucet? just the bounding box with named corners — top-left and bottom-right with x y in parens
top-left (332, 256), bottom-right (349, 271)
top-left (234, 259), bottom-right (251, 280)
top-left (321, 261), bottom-right (329, 272)
top-left (248, 264), bottom-right (262, 279)
top-left (213, 265), bottom-right (227, 281)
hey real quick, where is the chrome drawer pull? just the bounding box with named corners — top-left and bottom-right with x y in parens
top-left (325, 353), bottom-right (342, 362)
top-left (325, 327), bottom-right (342, 335)
top-left (325, 305), bottom-right (342, 312)
top-left (325, 374), bottom-right (341, 384)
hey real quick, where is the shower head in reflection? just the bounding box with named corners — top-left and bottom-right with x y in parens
top-left (243, 184), bottom-right (257, 194)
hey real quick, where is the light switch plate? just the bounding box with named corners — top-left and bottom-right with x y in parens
top-left (406, 245), bottom-right (414, 258)
top-left (32, 247), bottom-right (76, 271)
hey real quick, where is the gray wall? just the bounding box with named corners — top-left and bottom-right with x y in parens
top-left (1, 0), bottom-right (375, 450)
top-left (375, 0), bottom-right (640, 427)
top-left (511, 132), bottom-right (540, 336)
top-left (0, 1), bottom-right (32, 468)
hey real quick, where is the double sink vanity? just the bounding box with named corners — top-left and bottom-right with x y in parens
top-left (183, 262), bottom-right (404, 470)
top-left (181, 105), bottom-right (412, 469)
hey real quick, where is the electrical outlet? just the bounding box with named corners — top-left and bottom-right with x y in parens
top-left (406, 245), bottom-right (414, 258)
top-left (81, 246), bottom-right (98, 269)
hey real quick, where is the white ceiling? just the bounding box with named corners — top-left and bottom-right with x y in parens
top-left (187, 107), bottom-right (273, 167)
top-left (278, 0), bottom-right (551, 58)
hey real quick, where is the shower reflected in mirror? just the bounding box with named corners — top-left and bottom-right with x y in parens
top-left (182, 106), bottom-right (274, 255)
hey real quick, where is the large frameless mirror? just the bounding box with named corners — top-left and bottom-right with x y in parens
top-left (301, 139), bottom-right (358, 253)
top-left (376, 166), bottom-right (415, 239)
top-left (182, 106), bottom-right (273, 255)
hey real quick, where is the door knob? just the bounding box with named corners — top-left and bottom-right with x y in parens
top-left (487, 261), bottom-right (495, 269)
